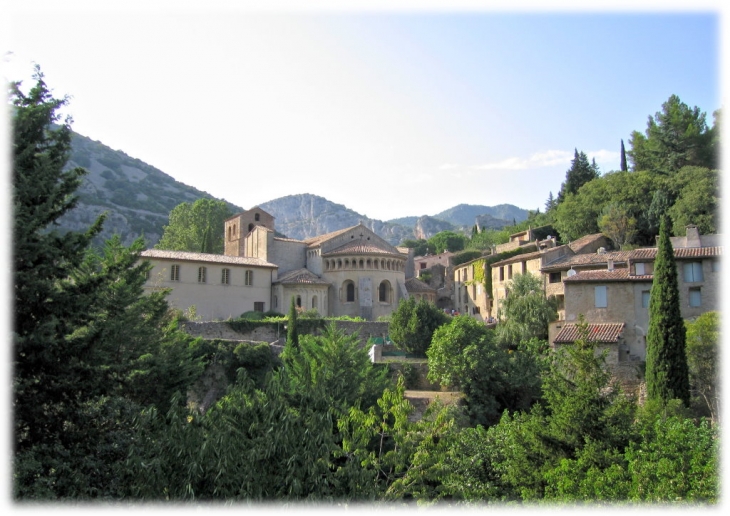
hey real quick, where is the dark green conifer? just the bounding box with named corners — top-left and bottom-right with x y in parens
top-left (645, 215), bottom-right (690, 406)
top-left (286, 296), bottom-right (300, 349)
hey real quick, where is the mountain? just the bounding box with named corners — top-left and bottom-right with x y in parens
top-left (52, 133), bottom-right (530, 248)
top-left (433, 203), bottom-right (528, 227)
top-left (258, 194), bottom-right (415, 246)
top-left (60, 131), bottom-right (242, 246)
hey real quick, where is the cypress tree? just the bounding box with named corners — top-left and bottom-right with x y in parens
top-left (620, 139), bottom-right (628, 172)
top-left (645, 215), bottom-right (690, 406)
top-left (287, 296), bottom-right (300, 349)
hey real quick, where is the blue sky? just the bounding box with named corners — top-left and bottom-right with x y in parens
top-left (2, 1), bottom-right (723, 221)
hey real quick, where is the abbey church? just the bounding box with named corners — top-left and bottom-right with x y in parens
top-left (141, 207), bottom-right (434, 320)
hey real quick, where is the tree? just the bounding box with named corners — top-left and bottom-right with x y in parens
top-left (620, 139), bottom-right (628, 172)
top-left (685, 311), bottom-right (719, 421)
top-left (155, 198), bottom-right (232, 254)
top-left (645, 216), bottom-right (690, 406)
top-left (628, 95), bottom-right (718, 174)
top-left (428, 231), bottom-right (467, 254)
top-left (285, 296), bottom-right (300, 350)
top-left (389, 297), bottom-right (449, 357)
top-left (598, 203), bottom-right (637, 250)
top-left (666, 166), bottom-right (719, 236)
top-left (544, 191), bottom-right (557, 213)
top-left (556, 149), bottom-right (600, 203)
top-left (495, 273), bottom-right (558, 346)
top-left (399, 238), bottom-right (434, 257)
top-left (428, 317), bottom-right (543, 426)
top-left (12, 68), bottom-right (204, 499)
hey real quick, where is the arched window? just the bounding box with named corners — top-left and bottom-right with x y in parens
top-left (344, 281), bottom-right (356, 303)
top-left (311, 295), bottom-right (318, 309)
top-left (296, 295), bottom-right (302, 308)
top-left (248, 223), bottom-right (254, 232)
top-left (379, 281), bottom-right (391, 303)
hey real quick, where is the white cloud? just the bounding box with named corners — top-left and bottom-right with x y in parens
top-left (438, 163), bottom-right (460, 170)
top-left (472, 149), bottom-right (620, 172)
top-left (472, 149), bottom-right (573, 171)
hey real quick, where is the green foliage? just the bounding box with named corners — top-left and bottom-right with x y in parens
top-left (598, 202), bottom-right (637, 250)
top-left (556, 149), bottom-right (600, 203)
top-left (12, 70), bottom-right (204, 499)
top-left (428, 230), bottom-right (467, 254)
top-left (685, 311), bottom-right (719, 420)
top-left (450, 250), bottom-right (483, 266)
top-left (155, 198), bottom-right (232, 254)
top-left (666, 166), bottom-right (719, 236)
top-left (646, 216), bottom-right (690, 406)
top-left (428, 317), bottom-right (543, 426)
top-left (286, 296), bottom-right (300, 351)
top-left (495, 273), bottom-right (558, 347)
top-left (389, 297), bottom-right (449, 357)
top-left (400, 238), bottom-right (434, 257)
top-left (628, 95), bottom-right (718, 174)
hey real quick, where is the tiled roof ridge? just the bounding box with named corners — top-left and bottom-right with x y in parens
top-left (141, 249), bottom-right (277, 267)
top-left (553, 322), bottom-right (625, 344)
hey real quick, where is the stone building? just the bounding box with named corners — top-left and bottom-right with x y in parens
top-left (550, 225), bottom-right (722, 362)
top-left (142, 207), bottom-right (420, 321)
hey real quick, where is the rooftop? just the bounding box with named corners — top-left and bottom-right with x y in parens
top-left (141, 249), bottom-right (277, 268)
top-left (553, 322), bottom-right (625, 344)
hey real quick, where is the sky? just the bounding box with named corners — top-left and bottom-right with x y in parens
top-left (1, 1), bottom-right (724, 224)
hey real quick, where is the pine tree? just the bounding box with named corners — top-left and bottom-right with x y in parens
top-left (645, 215), bottom-right (690, 406)
top-left (620, 139), bottom-right (628, 172)
top-left (557, 149), bottom-right (600, 202)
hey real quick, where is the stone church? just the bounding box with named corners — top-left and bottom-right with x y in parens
top-left (141, 207), bottom-right (433, 321)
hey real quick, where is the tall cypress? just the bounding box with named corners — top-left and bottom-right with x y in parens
top-left (645, 215), bottom-right (690, 406)
top-left (620, 139), bottom-right (628, 172)
top-left (287, 296), bottom-right (300, 349)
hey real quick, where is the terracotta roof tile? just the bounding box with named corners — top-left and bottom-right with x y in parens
top-left (141, 249), bottom-right (277, 268)
top-left (567, 233), bottom-right (607, 253)
top-left (490, 249), bottom-right (544, 267)
top-left (302, 225), bottom-right (358, 246)
top-left (405, 277), bottom-right (436, 293)
top-left (630, 246), bottom-right (723, 260)
top-left (553, 322), bottom-right (625, 344)
top-left (324, 239), bottom-right (402, 257)
top-left (563, 269), bottom-right (653, 282)
top-left (541, 250), bottom-right (633, 271)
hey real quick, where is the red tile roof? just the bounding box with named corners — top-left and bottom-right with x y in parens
top-left (563, 269), bottom-right (653, 282)
top-left (541, 250), bottom-right (632, 271)
top-left (629, 246), bottom-right (723, 260)
top-left (567, 233), bottom-right (607, 253)
top-left (553, 322), bottom-right (625, 344)
top-left (324, 239), bottom-right (403, 257)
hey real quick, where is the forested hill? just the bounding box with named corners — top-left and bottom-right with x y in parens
top-left (59, 131), bottom-right (243, 247)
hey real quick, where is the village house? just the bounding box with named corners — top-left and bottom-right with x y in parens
top-left (550, 225), bottom-right (722, 362)
top-left (142, 207), bottom-right (422, 321)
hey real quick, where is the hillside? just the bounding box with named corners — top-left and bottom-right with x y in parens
top-left (59, 131), bottom-right (242, 247)
top-left (53, 133), bottom-right (530, 248)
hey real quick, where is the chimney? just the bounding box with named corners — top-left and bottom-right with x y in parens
top-left (686, 224), bottom-right (701, 247)
top-left (607, 258), bottom-right (614, 271)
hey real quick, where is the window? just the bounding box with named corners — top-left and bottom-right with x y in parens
top-left (499, 267), bottom-right (504, 282)
top-left (641, 290), bottom-right (651, 308)
top-left (144, 268), bottom-right (151, 281)
top-left (549, 272), bottom-right (561, 283)
top-left (198, 266), bottom-right (207, 283)
top-left (170, 265), bottom-right (180, 281)
top-left (296, 296), bottom-right (302, 308)
top-left (254, 301), bottom-right (265, 312)
top-left (379, 281), bottom-right (390, 303)
top-left (420, 262), bottom-right (427, 269)
top-left (712, 260), bottom-right (720, 272)
top-left (221, 268), bottom-right (230, 284)
top-left (255, 213), bottom-right (260, 221)
top-left (689, 287), bottom-right (702, 307)
top-left (594, 286), bottom-right (607, 308)
top-left (683, 262), bottom-right (704, 282)
top-left (521, 261), bottom-right (527, 274)
top-left (635, 262), bottom-right (646, 275)
top-left (345, 281), bottom-right (356, 302)
top-left (245, 270), bottom-right (253, 286)
top-left (311, 295), bottom-right (318, 309)
top-left (507, 264), bottom-right (513, 279)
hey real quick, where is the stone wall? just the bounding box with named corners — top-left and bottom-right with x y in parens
top-left (181, 320), bottom-right (390, 349)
